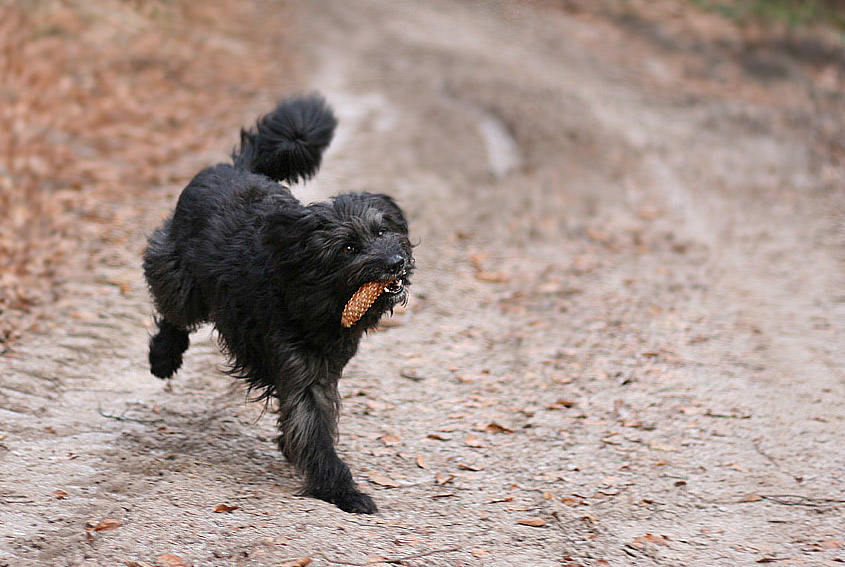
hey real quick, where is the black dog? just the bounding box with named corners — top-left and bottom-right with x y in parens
top-left (143, 95), bottom-right (413, 514)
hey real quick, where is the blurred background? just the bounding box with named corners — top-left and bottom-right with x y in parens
top-left (0, 0), bottom-right (301, 343)
top-left (0, 0), bottom-right (842, 345)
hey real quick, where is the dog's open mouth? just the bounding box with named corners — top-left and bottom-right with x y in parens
top-left (384, 277), bottom-right (404, 295)
top-left (341, 276), bottom-right (406, 327)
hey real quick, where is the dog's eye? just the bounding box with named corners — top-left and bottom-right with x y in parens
top-left (343, 244), bottom-right (356, 254)
top-left (377, 229), bottom-right (386, 237)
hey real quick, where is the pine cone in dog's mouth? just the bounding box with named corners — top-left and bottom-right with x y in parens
top-left (341, 278), bottom-right (403, 327)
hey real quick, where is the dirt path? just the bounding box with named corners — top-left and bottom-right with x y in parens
top-left (1, 1), bottom-right (843, 566)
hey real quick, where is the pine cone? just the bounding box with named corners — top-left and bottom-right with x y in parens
top-left (341, 281), bottom-right (389, 327)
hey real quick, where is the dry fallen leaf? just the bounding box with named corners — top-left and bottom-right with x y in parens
top-left (415, 454), bottom-right (428, 469)
top-left (518, 517), bottom-right (546, 527)
top-left (820, 538), bottom-right (843, 550)
top-left (632, 534), bottom-right (670, 547)
top-left (547, 399), bottom-right (575, 410)
top-left (377, 317), bottom-right (403, 328)
top-left (475, 271), bottom-right (510, 283)
top-left (427, 433), bottom-right (450, 441)
top-left (705, 408), bottom-right (752, 419)
top-left (213, 504), bottom-right (239, 513)
top-left (70, 311), bottom-right (96, 320)
top-left (364, 399), bottom-right (395, 412)
top-left (469, 253), bottom-right (488, 271)
top-left (53, 489), bottom-right (70, 499)
top-left (91, 518), bottom-right (121, 532)
top-left (469, 254), bottom-right (510, 282)
top-left (647, 440), bottom-right (678, 452)
top-left (157, 554), bottom-right (189, 567)
top-left (435, 473), bottom-right (455, 486)
top-left (737, 493), bottom-right (763, 503)
top-left (483, 422), bottom-right (515, 434)
top-left (487, 494), bottom-right (514, 503)
top-left (465, 434), bottom-right (483, 448)
top-left (378, 433), bottom-right (401, 445)
top-left (367, 470), bottom-right (401, 488)
top-left (279, 558), bottom-right (311, 567)
top-left (399, 368), bottom-right (425, 381)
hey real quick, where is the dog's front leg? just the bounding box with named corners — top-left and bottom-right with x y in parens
top-left (276, 373), bottom-right (377, 514)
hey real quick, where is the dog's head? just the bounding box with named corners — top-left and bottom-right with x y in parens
top-left (265, 192), bottom-right (414, 330)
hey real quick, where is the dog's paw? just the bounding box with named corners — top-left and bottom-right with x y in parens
top-left (149, 322), bottom-right (190, 379)
top-left (150, 355), bottom-right (181, 379)
top-left (305, 484), bottom-right (378, 514)
top-left (334, 490), bottom-right (378, 514)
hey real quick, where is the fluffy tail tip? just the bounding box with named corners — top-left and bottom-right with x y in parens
top-left (233, 94), bottom-right (337, 184)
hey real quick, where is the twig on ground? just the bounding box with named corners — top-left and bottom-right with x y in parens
top-left (98, 404), bottom-right (160, 424)
top-left (714, 493), bottom-right (845, 507)
top-left (760, 494), bottom-right (845, 507)
top-left (316, 547), bottom-right (462, 565)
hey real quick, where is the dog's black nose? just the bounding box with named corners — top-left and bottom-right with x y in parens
top-left (387, 255), bottom-right (404, 273)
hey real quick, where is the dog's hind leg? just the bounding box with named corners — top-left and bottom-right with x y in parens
top-left (149, 318), bottom-right (191, 379)
top-left (277, 376), bottom-right (377, 514)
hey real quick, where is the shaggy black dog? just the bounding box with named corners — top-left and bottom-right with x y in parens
top-left (143, 95), bottom-right (414, 514)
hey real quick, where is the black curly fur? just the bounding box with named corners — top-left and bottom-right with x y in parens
top-left (143, 95), bottom-right (414, 514)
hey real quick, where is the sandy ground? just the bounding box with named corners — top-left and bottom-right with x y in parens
top-left (1, 1), bottom-right (843, 566)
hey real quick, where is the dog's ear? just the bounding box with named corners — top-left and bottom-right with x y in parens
top-left (264, 207), bottom-right (322, 253)
top-left (362, 193), bottom-right (408, 234)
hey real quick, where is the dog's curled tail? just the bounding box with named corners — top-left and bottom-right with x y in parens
top-left (232, 94), bottom-right (337, 184)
